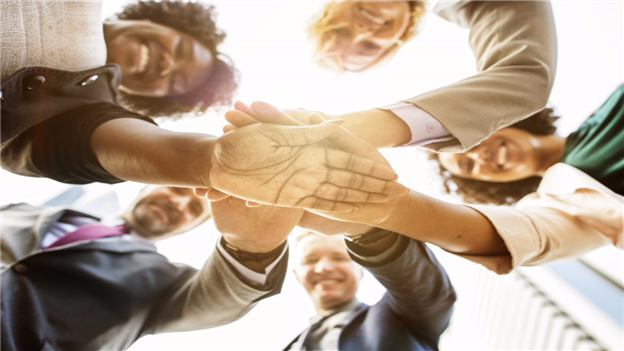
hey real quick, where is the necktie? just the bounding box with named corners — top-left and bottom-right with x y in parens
top-left (45, 223), bottom-right (127, 249)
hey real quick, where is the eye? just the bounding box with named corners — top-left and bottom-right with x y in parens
top-left (362, 41), bottom-right (380, 50)
top-left (459, 157), bottom-right (474, 175)
top-left (189, 200), bottom-right (205, 218)
top-left (303, 258), bottom-right (318, 265)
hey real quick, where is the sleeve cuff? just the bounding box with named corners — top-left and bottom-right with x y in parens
top-left (216, 238), bottom-right (288, 286)
top-left (345, 231), bottom-right (409, 268)
top-left (378, 102), bottom-right (453, 146)
top-left (466, 204), bottom-right (540, 269)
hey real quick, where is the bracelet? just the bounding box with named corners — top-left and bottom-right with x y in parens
top-left (343, 228), bottom-right (393, 245)
top-left (220, 237), bottom-right (287, 263)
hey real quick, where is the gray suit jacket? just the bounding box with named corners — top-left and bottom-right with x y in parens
top-left (284, 236), bottom-right (456, 350)
top-left (407, 1), bottom-right (557, 152)
top-left (1, 203), bottom-right (287, 351)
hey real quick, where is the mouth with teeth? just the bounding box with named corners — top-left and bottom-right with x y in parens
top-left (137, 43), bottom-right (150, 75)
top-left (359, 6), bottom-right (386, 25)
top-left (496, 142), bottom-right (508, 168)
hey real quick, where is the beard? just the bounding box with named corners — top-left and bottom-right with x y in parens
top-left (131, 197), bottom-right (180, 238)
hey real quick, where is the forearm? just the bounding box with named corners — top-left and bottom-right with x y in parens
top-left (375, 190), bottom-right (509, 256)
top-left (331, 109), bottom-right (411, 148)
top-left (91, 118), bottom-right (216, 187)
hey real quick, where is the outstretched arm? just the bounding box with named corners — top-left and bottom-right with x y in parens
top-left (91, 118), bottom-right (406, 212)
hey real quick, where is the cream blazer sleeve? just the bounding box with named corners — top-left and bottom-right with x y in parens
top-left (404, 1), bottom-right (557, 152)
top-left (464, 164), bottom-right (623, 274)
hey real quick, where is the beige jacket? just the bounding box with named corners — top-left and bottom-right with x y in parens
top-left (405, 1), bottom-right (557, 152)
top-left (466, 163), bottom-right (623, 274)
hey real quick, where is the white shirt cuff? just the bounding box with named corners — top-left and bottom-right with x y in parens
top-left (217, 238), bottom-right (288, 286)
top-left (379, 102), bottom-right (453, 146)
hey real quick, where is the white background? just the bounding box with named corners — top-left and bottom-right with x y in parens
top-left (1, 1), bottom-right (622, 350)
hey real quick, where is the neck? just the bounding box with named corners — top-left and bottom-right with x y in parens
top-left (534, 134), bottom-right (566, 176)
top-left (315, 298), bottom-right (357, 316)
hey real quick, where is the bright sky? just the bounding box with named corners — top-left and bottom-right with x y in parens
top-left (1, 1), bottom-right (622, 350)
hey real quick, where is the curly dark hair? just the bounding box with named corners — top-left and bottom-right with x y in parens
top-left (113, 1), bottom-right (239, 119)
top-left (430, 108), bottom-right (561, 205)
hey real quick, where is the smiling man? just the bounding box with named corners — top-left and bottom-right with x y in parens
top-left (1, 186), bottom-right (291, 351)
top-left (286, 230), bottom-right (456, 350)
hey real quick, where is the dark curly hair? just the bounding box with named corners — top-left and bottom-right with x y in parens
top-left (113, 1), bottom-right (239, 119)
top-left (430, 108), bottom-right (560, 205)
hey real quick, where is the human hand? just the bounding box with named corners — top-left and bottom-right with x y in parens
top-left (207, 122), bottom-right (407, 212)
top-left (298, 211), bottom-right (373, 237)
top-left (224, 101), bottom-right (333, 132)
top-left (210, 196), bottom-right (303, 253)
top-left (225, 101), bottom-right (393, 169)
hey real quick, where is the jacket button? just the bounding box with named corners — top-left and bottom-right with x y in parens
top-left (80, 75), bottom-right (99, 86)
top-left (13, 264), bottom-right (28, 273)
top-left (23, 75), bottom-right (46, 91)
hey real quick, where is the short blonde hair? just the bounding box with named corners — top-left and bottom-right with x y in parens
top-left (307, 1), bottom-right (427, 72)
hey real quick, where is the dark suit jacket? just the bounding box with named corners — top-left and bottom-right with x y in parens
top-left (284, 236), bottom-right (456, 351)
top-left (1, 203), bottom-right (287, 351)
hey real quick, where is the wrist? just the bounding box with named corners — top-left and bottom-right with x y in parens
top-left (221, 236), bottom-right (287, 263)
top-left (197, 136), bottom-right (216, 188)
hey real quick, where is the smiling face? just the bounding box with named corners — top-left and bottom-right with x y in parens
top-left (438, 128), bottom-right (545, 182)
top-left (104, 20), bottom-right (215, 98)
top-left (126, 186), bottom-right (210, 239)
top-left (321, 1), bottom-right (411, 71)
top-left (294, 234), bottom-right (363, 312)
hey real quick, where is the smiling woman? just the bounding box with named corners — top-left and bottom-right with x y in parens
top-left (108, 1), bottom-right (239, 118)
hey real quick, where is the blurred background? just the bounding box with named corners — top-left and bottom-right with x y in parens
top-left (1, 1), bottom-right (622, 350)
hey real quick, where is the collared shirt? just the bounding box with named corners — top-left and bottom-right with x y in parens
top-left (380, 102), bottom-right (453, 146)
top-left (289, 299), bottom-right (362, 351)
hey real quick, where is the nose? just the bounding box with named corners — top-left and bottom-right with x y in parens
top-left (158, 50), bottom-right (174, 77)
top-left (313, 257), bottom-right (335, 273)
top-left (466, 147), bottom-right (488, 165)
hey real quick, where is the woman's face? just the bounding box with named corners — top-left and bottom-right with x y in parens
top-left (105, 20), bottom-right (214, 97)
top-left (324, 1), bottom-right (411, 71)
top-left (438, 128), bottom-right (542, 182)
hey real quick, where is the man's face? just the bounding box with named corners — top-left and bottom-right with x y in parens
top-left (105, 20), bottom-right (214, 97)
top-left (127, 186), bottom-right (210, 239)
top-left (294, 234), bottom-right (363, 311)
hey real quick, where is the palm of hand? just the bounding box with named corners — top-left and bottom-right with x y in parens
top-left (209, 124), bottom-right (374, 211)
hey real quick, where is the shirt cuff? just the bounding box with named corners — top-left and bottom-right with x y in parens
top-left (345, 231), bottom-right (408, 266)
top-left (216, 238), bottom-right (288, 286)
top-left (379, 102), bottom-right (453, 146)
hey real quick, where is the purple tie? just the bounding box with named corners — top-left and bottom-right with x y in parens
top-left (45, 223), bottom-right (127, 249)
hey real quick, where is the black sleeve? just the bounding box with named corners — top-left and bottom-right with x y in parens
top-left (1, 102), bottom-right (156, 184)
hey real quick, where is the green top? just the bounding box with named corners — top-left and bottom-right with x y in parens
top-left (561, 84), bottom-right (624, 195)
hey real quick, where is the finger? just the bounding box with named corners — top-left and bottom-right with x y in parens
top-left (251, 101), bottom-right (305, 126)
top-left (223, 124), bottom-right (237, 133)
top-left (245, 200), bottom-right (264, 207)
top-left (325, 169), bottom-right (408, 196)
top-left (234, 101), bottom-right (257, 117)
top-left (324, 148), bottom-right (397, 181)
top-left (206, 188), bottom-right (232, 202)
top-left (314, 183), bottom-right (392, 203)
top-left (295, 197), bottom-right (359, 213)
top-left (194, 188), bottom-right (209, 197)
top-left (269, 122), bottom-right (343, 146)
top-left (224, 110), bottom-right (259, 128)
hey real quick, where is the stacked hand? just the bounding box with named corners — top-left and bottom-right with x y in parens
top-left (210, 195), bottom-right (304, 253)
top-left (202, 102), bottom-right (407, 213)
